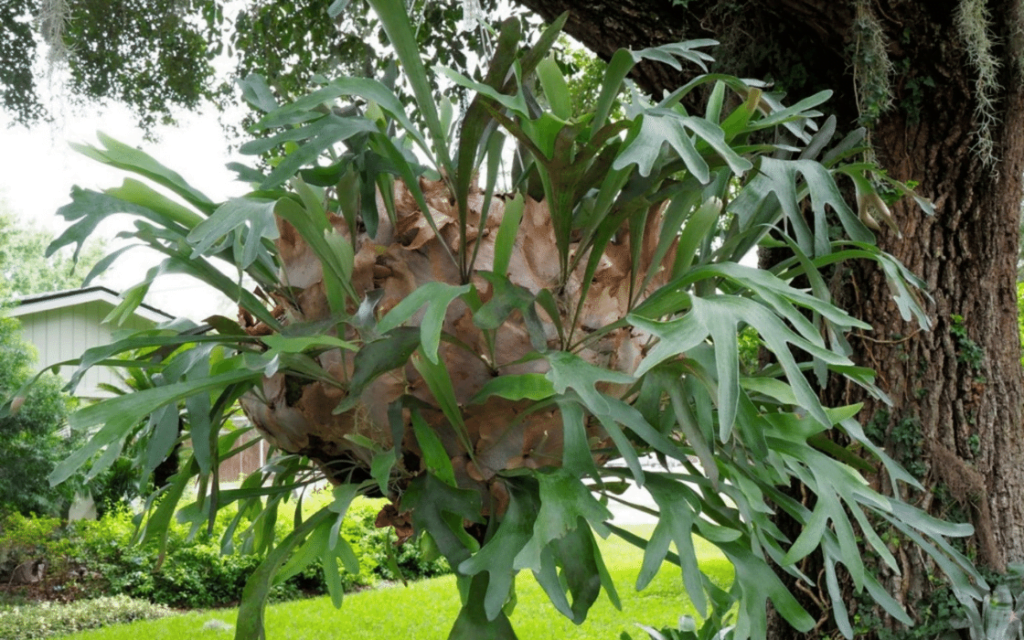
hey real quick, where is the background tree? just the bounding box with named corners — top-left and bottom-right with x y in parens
top-left (506, 0), bottom-right (1024, 636)
top-left (1, 0), bottom-right (498, 132)
top-left (3, 0), bottom-right (220, 130)
top-left (0, 203), bottom-right (106, 517)
top-left (0, 316), bottom-right (81, 517)
top-left (0, 209), bottom-right (104, 300)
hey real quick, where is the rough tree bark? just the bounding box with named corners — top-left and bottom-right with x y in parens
top-left (515, 0), bottom-right (1024, 636)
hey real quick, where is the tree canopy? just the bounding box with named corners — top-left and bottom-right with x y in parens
top-left (2, 0), bottom-right (497, 131)
top-left (0, 209), bottom-right (104, 301)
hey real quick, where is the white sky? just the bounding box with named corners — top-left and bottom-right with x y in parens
top-left (0, 0), bottom-right (258, 324)
top-left (0, 95), bottom-right (249, 323)
top-left (0, 1), bottom-right (486, 325)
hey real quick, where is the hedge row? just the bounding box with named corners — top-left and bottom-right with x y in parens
top-left (0, 492), bottom-right (449, 610)
top-left (0, 595), bottom-right (172, 640)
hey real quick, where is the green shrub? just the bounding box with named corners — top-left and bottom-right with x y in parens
top-left (0, 595), bottom-right (171, 640)
top-left (88, 456), bottom-right (145, 518)
top-left (286, 491), bottom-right (449, 582)
top-left (0, 317), bottom-right (83, 519)
top-left (151, 544), bottom-right (262, 608)
top-left (0, 512), bottom-right (63, 564)
top-left (0, 494), bottom-right (447, 610)
top-left (0, 513), bottom-right (81, 587)
top-left (343, 498), bottom-right (450, 581)
top-left (72, 506), bottom-right (314, 608)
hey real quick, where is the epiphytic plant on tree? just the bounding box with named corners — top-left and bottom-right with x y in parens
top-left (7, 2), bottom-right (986, 638)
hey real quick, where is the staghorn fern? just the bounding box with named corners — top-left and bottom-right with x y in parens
top-left (0, 3), bottom-right (987, 640)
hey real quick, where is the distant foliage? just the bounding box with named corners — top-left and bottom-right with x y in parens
top-left (0, 317), bottom-right (81, 517)
top-left (345, 497), bottom-right (451, 581)
top-left (0, 495), bottom-right (446, 609)
top-left (2, 0), bottom-right (503, 133)
top-left (0, 211), bottom-right (104, 301)
top-left (556, 35), bottom-right (615, 119)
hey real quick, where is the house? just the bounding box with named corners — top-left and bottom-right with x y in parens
top-left (9, 285), bottom-right (266, 482)
top-left (9, 285), bottom-right (175, 399)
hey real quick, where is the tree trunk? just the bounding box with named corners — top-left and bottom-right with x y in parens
top-left (515, 0), bottom-right (1024, 636)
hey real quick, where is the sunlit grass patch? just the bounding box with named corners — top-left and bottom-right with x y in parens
top-left (54, 525), bottom-right (733, 640)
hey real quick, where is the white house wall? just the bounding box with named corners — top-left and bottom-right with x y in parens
top-left (17, 300), bottom-right (154, 398)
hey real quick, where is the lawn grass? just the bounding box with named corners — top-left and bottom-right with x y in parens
top-left (53, 526), bottom-right (733, 640)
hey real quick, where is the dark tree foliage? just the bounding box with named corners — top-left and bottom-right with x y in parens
top-left (0, 211), bottom-right (102, 517)
top-left (62, 0), bottom-right (222, 130)
top-left (0, 0), bottom-right (45, 123)
top-left (231, 0), bottom-right (490, 103)
top-left (2, 0), bottom-right (498, 132)
top-left (1, 0), bottom-right (220, 129)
